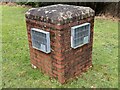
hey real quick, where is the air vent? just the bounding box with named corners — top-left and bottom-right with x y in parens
top-left (71, 23), bottom-right (90, 49)
top-left (31, 28), bottom-right (51, 53)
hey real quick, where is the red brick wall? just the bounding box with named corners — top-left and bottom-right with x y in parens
top-left (26, 16), bottom-right (94, 84)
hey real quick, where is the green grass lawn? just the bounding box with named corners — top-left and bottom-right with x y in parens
top-left (1, 5), bottom-right (118, 88)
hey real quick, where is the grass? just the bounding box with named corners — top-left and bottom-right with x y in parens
top-left (0, 5), bottom-right (2, 90)
top-left (1, 5), bottom-right (118, 88)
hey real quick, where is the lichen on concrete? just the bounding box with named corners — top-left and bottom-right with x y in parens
top-left (25, 4), bottom-right (95, 25)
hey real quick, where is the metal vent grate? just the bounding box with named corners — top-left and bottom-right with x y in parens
top-left (31, 28), bottom-right (51, 53)
top-left (71, 23), bottom-right (90, 49)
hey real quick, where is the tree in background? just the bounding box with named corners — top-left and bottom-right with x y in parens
top-left (17, 2), bottom-right (119, 18)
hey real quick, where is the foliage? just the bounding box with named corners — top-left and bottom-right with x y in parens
top-left (1, 5), bottom-right (118, 88)
top-left (17, 2), bottom-right (40, 7)
top-left (16, 2), bottom-right (115, 15)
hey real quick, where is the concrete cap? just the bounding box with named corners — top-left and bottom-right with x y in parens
top-left (25, 4), bottom-right (95, 25)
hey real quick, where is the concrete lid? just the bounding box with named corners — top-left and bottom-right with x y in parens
top-left (25, 4), bottom-right (95, 25)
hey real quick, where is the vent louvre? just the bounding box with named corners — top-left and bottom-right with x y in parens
top-left (31, 28), bottom-right (51, 53)
top-left (71, 23), bottom-right (90, 49)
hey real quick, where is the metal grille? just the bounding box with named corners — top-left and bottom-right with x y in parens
top-left (31, 28), bottom-right (51, 53)
top-left (71, 23), bottom-right (90, 49)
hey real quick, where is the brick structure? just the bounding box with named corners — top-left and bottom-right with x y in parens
top-left (25, 4), bottom-right (95, 84)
